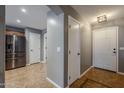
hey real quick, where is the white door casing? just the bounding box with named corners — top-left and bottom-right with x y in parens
top-left (93, 27), bottom-right (118, 72)
top-left (68, 16), bottom-right (80, 85)
top-left (29, 32), bottom-right (41, 64)
top-left (43, 33), bottom-right (47, 62)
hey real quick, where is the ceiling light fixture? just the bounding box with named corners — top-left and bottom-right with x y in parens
top-left (21, 8), bottom-right (27, 13)
top-left (49, 19), bottom-right (56, 25)
top-left (16, 19), bottom-right (21, 23)
top-left (97, 15), bottom-right (107, 23)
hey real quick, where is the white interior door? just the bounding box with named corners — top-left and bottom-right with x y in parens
top-left (29, 32), bottom-right (41, 64)
top-left (43, 33), bottom-right (47, 62)
top-left (93, 27), bottom-right (118, 72)
top-left (68, 16), bottom-right (80, 85)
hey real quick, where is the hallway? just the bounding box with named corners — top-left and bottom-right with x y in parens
top-left (5, 63), bottom-right (54, 88)
top-left (70, 68), bottom-right (124, 88)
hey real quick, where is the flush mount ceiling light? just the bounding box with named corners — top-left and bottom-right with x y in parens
top-left (97, 15), bottom-right (107, 23)
top-left (49, 19), bottom-right (56, 25)
top-left (16, 19), bottom-right (21, 23)
top-left (21, 8), bottom-right (27, 13)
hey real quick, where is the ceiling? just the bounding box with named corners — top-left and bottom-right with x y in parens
top-left (6, 5), bottom-right (50, 30)
top-left (72, 5), bottom-right (124, 24)
top-left (6, 5), bottom-right (124, 29)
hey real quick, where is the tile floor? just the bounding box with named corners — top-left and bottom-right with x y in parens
top-left (70, 67), bottom-right (124, 88)
top-left (5, 63), bottom-right (55, 88)
top-left (6, 64), bottom-right (124, 88)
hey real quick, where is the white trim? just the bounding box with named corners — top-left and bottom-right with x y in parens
top-left (29, 32), bottom-right (41, 64)
top-left (26, 64), bottom-right (31, 66)
top-left (68, 15), bottom-right (80, 24)
top-left (43, 33), bottom-right (47, 62)
top-left (66, 66), bottom-right (93, 88)
top-left (93, 26), bottom-right (119, 72)
top-left (116, 27), bottom-right (119, 73)
top-left (68, 15), bottom-right (81, 86)
top-left (26, 62), bottom-right (41, 66)
top-left (117, 72), bottom-right (124, 76)
top-left (46, 77), bottom-right (61, 88)
top-left (80, 66), bottom-right (93, 78)
top-left (41, 61), bottom-right (46, 63)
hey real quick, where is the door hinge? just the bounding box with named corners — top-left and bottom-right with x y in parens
top-left (69, 50), bottom-right (71, 54)
top-left (69, 76), bottom-right (71, 80)
top-left (69, 25), bottom-right (71, 29)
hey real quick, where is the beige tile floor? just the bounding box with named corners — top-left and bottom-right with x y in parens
top-left (5, 63), bottom-right (55, 88)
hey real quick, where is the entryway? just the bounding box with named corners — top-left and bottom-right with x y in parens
top-left (70, 67), bottom-right (124, 88)
top-left (68, 16), bottom-right (80, 85)
top-left (93, 27), bottom-right (118, 72)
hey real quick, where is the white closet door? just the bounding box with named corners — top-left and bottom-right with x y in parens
top-left (29, 32), bottom-right (41, 64)
top-left (68, 16), bottom-right (80, 85)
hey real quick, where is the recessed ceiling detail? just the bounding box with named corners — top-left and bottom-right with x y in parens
top-left (16, 19), bottom-right (21, 23)
top-left (21, 8), bottom-right (27, 13)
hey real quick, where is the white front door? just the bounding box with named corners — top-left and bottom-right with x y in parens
top-left (29, 32), bottom-right (41, 64)
top-left (68, 16), bottom-right (80, 85)
top-left (93, 27), bottom-right (118, 72)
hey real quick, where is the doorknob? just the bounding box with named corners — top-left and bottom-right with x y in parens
top-left (113, 48), bottom-right (116, 54)
top-left (30, 49), bottom-right (33, 52)
top-left (77, 53), bottom-right (80, 56)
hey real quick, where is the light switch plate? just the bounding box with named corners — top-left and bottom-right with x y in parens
top-left (57, 47), bottom-right (61, 52)
top-left (120, 47), bottom-right (124, 50)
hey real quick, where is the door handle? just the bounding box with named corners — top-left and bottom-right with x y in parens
top-left (77, 53), bottom-right (80, 56)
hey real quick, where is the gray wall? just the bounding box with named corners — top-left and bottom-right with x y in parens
top-left (47, 11), bottom-right (64, 87)
top-left (118, 26), bottom-right (124, 72)
top-left (92, 17), bottom-right (124, 73)
top-left (0, 5), bottom-right (5, 88)
top-left (59, 6), bottom-right (92, 87)
top-left (59, 6), bottom-right (81, 87)
top-left (49, 6), bottom-right (92, 87)
top-left (80, 21), bottom-right (92, 73)
top-left (25, 27), bottom-right (44, 64)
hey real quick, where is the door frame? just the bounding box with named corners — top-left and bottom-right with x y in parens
top-left (29, 31), bottom-right (41, 65)
top-left (92, 26), bottom-right (119, 72)
top-left (68, 16), bottom-right (81, 85)
top-left (43, 33), bottom-right (47, 63)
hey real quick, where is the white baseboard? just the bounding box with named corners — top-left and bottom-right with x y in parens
top-left (41, 61), bottom-right (46, 63)
top-left (26, 64), bottom-right (31, 66)
top-left (117, 72), bottom-right (124, 75)
top-left (27, 62), bottom-right (41, 66)
top-left (46, 77), bottom-right (61, 88)
top-left (66, 66), bottom-right (93, 87)
top-left (80, 66), bottom-right (93, 78)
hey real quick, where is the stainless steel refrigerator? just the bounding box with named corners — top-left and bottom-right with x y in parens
top-left (6, 35), bottom-right (26, 70)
